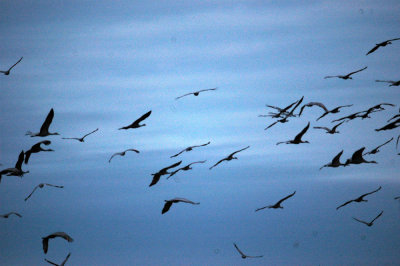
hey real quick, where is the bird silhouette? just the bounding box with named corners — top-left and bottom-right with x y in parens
top-left (363, 138), bottom-right (393, 156)
top-left (42, 232), bottom-right (74, 254)
top-left (316, 104), bottom-right (353, 121)
top-left (353, 211), bottom-right (383, 227)
top-left (24, 183), bottom-right (64, 201)
top-left (263, 99), bottom-right (300, 119)
top-left (170, 141), bottom-right (210, 158)
top-left (0, 57), bottom-right (23, 75)
top-left (265, 96), bottom-right (304, 130)
top-left (24, 140), bottom-right (54, 164)
top-left (375, 118), bottom-right (400, 131)
top-left (344, 147), bottom-right (377, 166)
top-left (161, 197), bottom-right (200, 214)
top-left (313, 121), bottom-right (344, 134)
top-left (375, 80), bottom-right (400, 86)
top-left (298, 102), bottom-right (329, 117)
top-left (366, 38), bottom-right (400, 55)
top-left (336, 186), bottom-right (381, 210)
top-left (149, 161), bottom-right (182, 186)
top-left (26, 108), bottom-right (59, 137)
top-left (320, 150), bottom-right (344, 170)
top-left (167, 160), bottom-right (206, 179)
top-left (324, 66), bottom-right (367, 80)
top-left (44, 252), bottom-right (71, 266)
top-left (276, 122), bottom-right (310, 145)
top-left (118, 110), bottom-right (151, 130)
top-left (0, 151), bottom-right (29, 183)
top-left (62, 128), bottom-right (98, 142)
top-left (233, 243), bottom-right (263, 259)
top-left (209, 146), bottom-right (250, 170)
top-left (108, 149), bottom-right (140, 163)
top-left (0, 212), bottom-right (22, 218)
top-left (175, 88), bottom-right (217, 100)
top-left (255, 191), bottom-right (296, 211)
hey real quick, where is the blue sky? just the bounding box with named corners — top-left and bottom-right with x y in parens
top-left (1, 1), bottom-right (400, 265)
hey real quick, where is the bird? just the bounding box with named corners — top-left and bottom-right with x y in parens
top-left (209, 146), bottom-right (250, 170)
top-left (0, 57), bottom-right (23, 75)
top-left (24, 140), bottom-right (54, 164)
top-left (0, 212), bottom-right (22, 218)
top-left (363, 138), bottom-right (393, 156)
top-left (313, 121), bottom-right (344, 134)
top-left (175, 88), bottom-right (217, 100)
top-left (324, 66), bottom-right (367, 80)
top-left (344, 147), bottom-right (377, 166)
top-left (24, 183), bottom-right (64, 201)
top-left (375, 80), bottom-right (400, 86)
top-left (26, 108), bottom-right (59, 137)
top-left (263, 99), bottom-right (300, 119)
top-left (108, 149), bottom-right (140, 163)
top-left (167, 160), bottom-right (206, 179)
top-left (170, 141), bottom-right (211, 158)
top-left (353, 211), bottom-right (383, 227)
top-left (233, 243), bottom-right (263, 259)
top-left (44, 252), bottom-right (71, 266)
top-left (149, 161), bottom-right (182, 187)
top-left (255, 191), bottom-right (296, 211)
top-left (320, 150), bottom-right (344, 170)
top-left (265, 96), bottom-right (304, 130)
top-left (366, 38), bottom-right (400, 55)
top-left (298, 102), bottom-right (329, 117)
top-left (316, 104), bottom-right (353, 121)
top-left (118, 110), bottom-right (151, 130)
top-left (62, 128), bottom-right (99, 142)
top-left (161, 197), bottom-right (200, 214)
top-left (42, 232), bottom-right (74, 254)
top-left (336, 186), bottom-right (382, 210)
top-left (0, 151), bottom-right (29, 183)
top-left (375, 118), bottom-right (400, 131)
top-left (276, 122), bottom-right (310, 145)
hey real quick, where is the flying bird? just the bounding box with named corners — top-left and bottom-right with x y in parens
top-left (170, 141), bottom-right (210, 158)
top-left (363, 138), bottom-right (393, 156)
top-left (42, 232), bottom-right (74, 254)
top-left (24, 140), bottom-right (53, 164)
top-left (167, 160), bottom-right (206, 179)
top-left (108, 149), bottom-right (140, 163)
top-left (344, 147), bottom-right (377, 166)
top-left (161, 197), bottom-right (200, 214)
top-left (255, 191), bottom-right (296, 211)
top-left (118, 110), bottom-right (151, 130)
top-left (375, 80), bottom-right (400, 86)
top-left (324, 66), bottom-right (367, 80)
top-left (175, 88), bottom-right (217, 100)
top-left (298, 102), bottom-right (328, 117)
top-left (320, 150), bottom-right (344, 170)
top-left (366, 38), bottom-right (400, 55)
top-left (0, 212), bottom-right (22, 218)
top-left (316, 104), bottom-right (353, 121)
top-left (353, 211), bottom-right (383, 227)
top-left (263, 99), bottom-right (300, 119)
top-left (0, 151), bottom-right (29, 183)
top-left (26, 108), bottom-right (59, 137)
top-left (233, 243), bottom-right (263, 259)
top-left (62, 128), bottom-right (98, 142)
top-left (276, 122), bottom-right (310, 145)
top-left (44, 252), bottom-right (71, 266)
top-left (0, 57), bottom-right (23, 75)
top-left (149, 161), bottom-right (182, 187)
top-left (24, 183), bottom-right (64, 201)
top-left (265, 96), bottom-right (304, 130)
top-left (375, 118), bottom-right (400, 131)
top-left (336, 186), bottom-right (382, 210)
top-left (313, 121), bottom-right (344, 134)
top-left (209, 146), bottom-right (250, 170)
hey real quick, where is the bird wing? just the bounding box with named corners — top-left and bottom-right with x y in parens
top-left (336, 199), bottom-right (354, 210)
top-left (366, 45), bottom-right (379, 55)
top-left (293, 122), bottom-right (310, 142)
top-left (82, 128), bottom-right (99, 139)
top-left (108, 152), bottom-right (123, 163)
top-left (233, 243), bottom-right (246, 257)
top-left (188, 160), bottom-right (207, 166)
top-left (149, 173), bottom-right (161, 187)
top-left (42, 237), bottom-right (49, 254)
top-left (61, 137), bottom-right (80, 140)
top-left (375, 137), bottom-right (394, 149)
top-left (44, 259), bottom-right (60, 266)
top-left (313, 126), bottom-right (330, 132)
top-left (286, 96), bottom-right (304, 117)
top-left (197, 87), bottom-right (218, 93)
top-left (7, 57), bottom-right (23, 71)
top-left (276, 191), bottom-right (296, 205)
top-left (15, 151), bottom-right (25, 170)
top-left (324, 75), bottom-right (340, 79)
top-left (44, 183), bottom-right (64, 188)
top-left (39, 109), bottom-right (55, 135)
top-left (266, 105), bottom-right (284, 111)
top-left (332, 121), bottom-right (345, 131)
top-left (166, 169), bottom-right (180, 179)
top-left (191, 141), bottom-right (211, 148)
top-left (352, 217), bottom-right (369, 225)
top-left (175, 92), bottom-right (194, 100)
top-left (388, 38), bottom-right (400, 42)
top-left (125, 149), bottom-right (140, 153)
top-left (376, 80), bottom-right (395, 84)
top-left (170, 149), bottom-right (185, 158)
top-left (60, 253), bottom-right (71, 266)
top-left (255, 205), bottom-right (269, 212)
top-left (173, 197), bottom-right (200, 205)
top-left (265, 120), bottom-right (279, 130)
top-left (209, 158), bottom-right (226, 169)
top-left (229, 146), bottom-right (250, 157)
top-left (162, 201), bottom-right (173, 214)
top-left (332, 150), bottom-right (344, 165)
top-left (24, 185), bottom-right (40, 201)
top-left (360, 186), bottom-right (382, 199)
top-left (371, 211), bottom-right (384, 223)
top-left (132, 110), bottom-right (152, 126)
top-left (160, 161), bottom-right (182, 172)
top-left (351, 147), bottom-right (366, 161)
top-left (246, 255), bottom-right (263, 258)
top-left (347, 66), bottom-right (367, 76)
top-left (299, 102), bottom-right (329, 116)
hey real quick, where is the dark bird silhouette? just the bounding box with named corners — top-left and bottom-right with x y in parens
top-left (44, 252), bottom-right (71, 266)
top-left (0, 151), bottom-right (29, 183)
top-left (170, 141), bottom-right (210, 158)
top-left (366, 38), bottom-right (400, 55)
top-left (0, 212), bottom-right (22, 218)
top-left (376, 80), bottom-right (400, 86)
top-left (344, 147), bottom-right (377, 166)
top-left (364, 138), bottom-right (393, 156)
top-left (42, 232), bottom-right (74, 254)
top-left (62, 128), bottom-right (98, 142)
top-left (26, 108), bottom-right (59, 137)
top-left (276, 122), bottom-right (310, 145)
top-left (324, 66), bottom-right (367, 80)
top-left (320, 150), bottom-right (344, 170)
top-left (265, 96), bottom-right (304, 130)
top-left (255, 191), bottom-right (296, 211)
top-left (375, 118), bottom-right (400, 131)
top-left (313, 121), bottom-right (344, 134)
top-left (24, 140), bottom-right (53, 164)
top-left (167, 160), bottom-right (206, 179)
top-left (336, 186), bottom-right (381, 210)
top-left (118, 110), bottom-right (151, 130)
top-left (353, 211), bottom-right (383, 227)
top-left (0, 57), bottom-right (23, 75)
top-left (317, 104), bottom-right (353, 121)
top-left (24, 183), bottom-right (64, 201)
top-left (233, 243), bottom-right (263, 259)
top-left (209, 146), bottom-right (250, 170)
top-left (108, 149), bottom-right (140, 163)
top-left (161, 197), bottom-right (200, 214)
top-left (298, 102), bottom-right (329, 117)
top-left (149, 161), bottom-right (182, 186)
top-left (175, 88), bottom-right (217, 100)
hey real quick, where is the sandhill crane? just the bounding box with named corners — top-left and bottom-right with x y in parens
top-left (313, 121), bottom-right (344, 134)
top-left (0, 151), bottom-right (29, 183)
top-left (24, 183), bottom-right (64, 201)
top-left (376, 80), bottom-right (400, 86)
top-left (375, 118), bottom-right (400, 131)
top-left (298, 102), bottom-right (328, 117)
top-left (42, 232), bottom-right (73, 254)
top-left (336, 186), bottom-right (381, 210)
top-left (44, 252), bottom-right (71, 266)
top-left (233, 243), bottom-right (263, 259)
top-left (276, 122), bottom-right (310, 145)
top-left (167, 160), bottom-right (206, 179)
top-left (366, 38), bottom-right (400, 55)
top-left (0, 212), bottom-right (22, 218)
top-left (265, 96), bottom-right (304, 130)
top-left (170, 141), bottom-right (210, 158)
top-left (344, 147), bottom-right (377, 166)
top-left (24, 140), bottom-right (53, 164)
top-left (0, 57), bottom-right (23, 75)
top-left (324, 66), bottom-right (367, 80)
top-left (364, 138), bottom-right (393, 156)
top-left (255, 191), bottom-right (296, 211)
top-left (175, 88), bottom-right (217, 100)
top-left (161, 197), bottom-right (200, 214)
top-left (320, 150), bottom-right (344, 170)
top-left (118, 110), bottom-right (151, 130)
top-left (26, 108), bottom-right (59, 137)
top-left (353, 211), bottom-right (383, 227)
top-left (149, 161), bottom-right (182, 187)
top-left (62, 128), bottom-right (98, 142)
top-left (209, 146), bottom-right (250, 170)
top-left (108, 149), bottom-right (140, 163)
top-left (317, 104), bottom-right (353, 121)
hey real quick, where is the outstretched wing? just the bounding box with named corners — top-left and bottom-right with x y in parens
top-left (39, 109), bottom-right (55, 135)
top-left (359, 186), bottom-right (382, 199)
top-left (175, 92), bottom-right (194, 100)
top-left (313, 126), bottom-right (330, 132)
top-left (191, 141), bottom-right (211, 148)
top-left (336, 199), bottom-right (354, 210)
top-left (24, 185), bottom-right (40, 201)
top-left (7, 57), bottom-right (23, 71)
top-left (293, 122), bottom-right (310, 142)
top-left (15, 151), bottom-right (25, 170)
top-left (125, 149), bottom-right (140, 153)
top-left (347, 66), bottom-right (367, 76)
top-left (45, 183), bottom-right (64, 188)
top-left (108, 152), bottom-right (123, 163)
top-left (82, 128), bottom-right (99, 139)
top-left (233, 243), bottom-right (246, 257)
top-left (229, 146), bottom-right (250, 157)
top-left (209, 158), bottom-right (226, 170)
top-left (324, 75), bottom-right (340, 79)
top-left (162, 201), bottom-right (173, 214)
top-left (255, 205), bottom-right (269, 212)
top-left (160, 161), bottom-right (182, 172)
top-left (371, 210), bottom-right (383, 223)
top-left (197, 87), bottom-right (218, 93)
top-left (170, 149), bottom-right (185, 158)
top-left (352, 217), bottom-right (368, 225)
top-left (276, 191), bottom-right (296, 205)
top-left (133, 110), bottom-right (152, 125)
top-left (44, 258), bottom-right (59, 266)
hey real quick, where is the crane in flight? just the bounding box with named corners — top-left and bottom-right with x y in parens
top-left (209, 146), bottom-right (250, 170)
top-left (366, 38), bottom-right (400, 55)
top-left (42, 232), bottom-right (74, 254)
top-left (119, 110), bottom-right (151, 130)
top-left (149, 161), bottom-right (182, 187)
top-left (276, 122), bottom-right (310, 145)
top-left (320, 150), bottom-right (345, 170)
top-left (108, 149), bottom-right (139, 163)
top-left (62, 128), bottom-right (98, 142)
top-left (175, 88), bottom-right (217, 100)
top-left (0, 151), bottom-right (29, 183)
top-left (233, 243), bottom-right (263, 259)
top-left (336, 186), bottom-right (381, 210)
top-left (24, 183), bottom-right (64, 201)
top-left (170, 141), bottom-right (210, 158)
top-left (255, 191), bottom-right (296, 211)
top-left (24, 140), bottom-right (54, 164)
top-left (26, 108), bottom-right (59, 137)
top-left (324, 66), bottom-right (367, 80)
top-left (161, 197), bottom-right (200, 214)
top-left (353, 211), bottom-right (383, 227)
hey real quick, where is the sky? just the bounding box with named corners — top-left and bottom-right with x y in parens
top-left (0, 0), bottom-right (400, 265)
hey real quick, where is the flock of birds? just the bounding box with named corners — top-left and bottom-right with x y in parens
top-left (1, 37), bottom-right (400, 263)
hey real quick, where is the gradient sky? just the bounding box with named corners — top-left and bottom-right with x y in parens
top-left (1, 1), bottom-right (400, 265)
